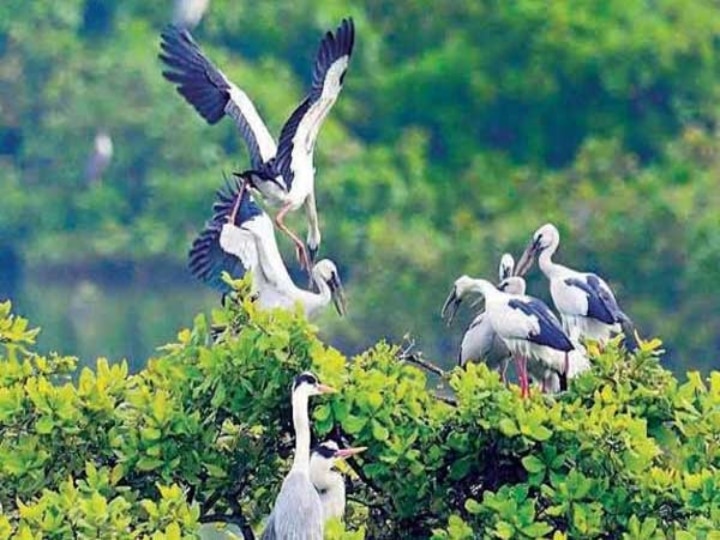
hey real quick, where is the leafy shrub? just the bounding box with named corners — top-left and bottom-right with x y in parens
top-left (0, 295), bottom-right (718, 538)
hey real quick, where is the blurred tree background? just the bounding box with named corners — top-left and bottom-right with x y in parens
top-left (0, 0), bottom-right (718, 372)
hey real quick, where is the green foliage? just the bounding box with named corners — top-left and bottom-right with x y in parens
top-left (1, 299), bottom-right (718, 538)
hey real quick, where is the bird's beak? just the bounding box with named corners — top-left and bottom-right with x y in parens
top-left (316, 383), bottom-right (337, 394)
top-left (334, 446), bottom-right (367, 458)
top-left (441, 287), bottom-right (462, 325)
top-left (515, 238), bottom-right (540, 277)
top-left (328, 273), bottom-right (348, 317)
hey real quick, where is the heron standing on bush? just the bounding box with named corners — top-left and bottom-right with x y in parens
top-left (160, 18), bottom-right (355, 270)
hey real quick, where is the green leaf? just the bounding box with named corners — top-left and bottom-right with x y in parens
top-left (35, 416), bottom-right (54, 435)
top-left (521, 455), bottom-right (546, 474)
top-left (371, 420), bottom-right (389, 441)
top-left (499, 418), bottom-right (519, 436)
top-left (344, 415), bottom-right (368, 435)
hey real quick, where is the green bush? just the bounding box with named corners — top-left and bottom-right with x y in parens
top-left (0, 294), bottom-right (718, 538)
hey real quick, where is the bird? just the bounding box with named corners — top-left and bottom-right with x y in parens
top-left (442, 277), bottom-right (574, 398)
top-left (309, 440), bottom-right (367, 523)
top-left (261, 372), bottom-right (336, 540)
top-left (196, 440), bottom-right (366, 540)
top-left (188, 173), bottom-right (348, 319)
top-left (444, 254), bottom-right (524, 383)
top-left (84, 131), bottom-right (113, 185)
top-left (159, 18), bottom-right (356, 271)
top-left (515, 223), bottom-right (637, 349)
top-left (172, 0), bottom-right (210, 29)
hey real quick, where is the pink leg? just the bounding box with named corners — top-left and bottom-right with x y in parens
top-left (228, 178), bottom-right (248, 224)
top-left (275, 203), bottom-right (310, 271)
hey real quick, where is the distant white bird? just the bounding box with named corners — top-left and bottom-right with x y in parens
top-left (443, 254), bottom-right (524, 382)
top-left (261, 372), bottom-right (336, 540)
top-left (160, 19), bottom-right (355, 270)
top-left (188, 174), bottom-right (347, 319)
top-left (84, 131), bottom-right (113, 185)
top-left (309, 440), bottom-right (366, 522)
top-left (172, 0), bottom-right (210, 29)
top-left (442, 277), bottom-right (574, 398)
top-left (516, 223), bottom-right (637, 348)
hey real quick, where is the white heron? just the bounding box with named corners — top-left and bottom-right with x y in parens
top-left (443, 254), bottom-right (524, 382)
top-left (309, 440), bottom-right (367, 522)
top-left (260, 372), bottom-right (336, 540)
top-left (515, 223), bottom-right (636, 348)
top-left (84, 131), bottom-right (113, 185)
top-left (160, 18), bottom-right (355, 270)
top-left (188, 173), bottom-right (347, 319)
top-left (442, 277), bottom-right (574, 398)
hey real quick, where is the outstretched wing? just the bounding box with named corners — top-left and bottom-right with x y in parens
top-left (508, 298), bottom-right (574, 352)
top-left (159, 25), bottom-right (277, 169)
top-left (274, 18), bottom-right (355, 190)
top-left (188, 179), bottom-right (264, 293)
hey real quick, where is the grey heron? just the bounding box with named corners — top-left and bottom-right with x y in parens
top-left (160, 18), bottom-right (355, 270)
top-left (189, 174), bottom-right (347, 319)
top-left (260, 372), bottom-right (336, 540)
top-left (444, 254), bottom-right (524, 383)
top-left (197, 441), bottom-right (365, 540)
top-left (309, 440), bottom-right (367, 522)
top-left (516, 223), bottom-right (636, 348)
top-left (442, 277), bottom-right (574, 398)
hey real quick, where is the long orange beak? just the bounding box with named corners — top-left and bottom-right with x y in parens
top-left (316, 383), bottom-right (337, 394)
top-left (335, 446), bottom-right (367, 458)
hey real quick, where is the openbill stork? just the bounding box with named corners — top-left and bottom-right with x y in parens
top-left (442, 277), bottom-right (574, 398)
top-left (188, 173), bottom-right (347, 319)
top-left (443, 254), bottom-right (524, 383)
top-left (260, 372), bottom-right (336, 540)
top-left (516, 223), bottom-right (637, 349)
top-left (160, 18), bottom-right (355, 271)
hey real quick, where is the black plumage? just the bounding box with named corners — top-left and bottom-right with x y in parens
top-left (508, 298), bottom-right (574, 352)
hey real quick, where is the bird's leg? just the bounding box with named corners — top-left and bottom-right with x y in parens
top-left (515, 355), bottom-right (527, 399)
top-left (522, 357), bottom-right (530, 398)
top-left (275, 203), bottom-right (310, 271)
top-left (564, 352), bottom-right (569, 378)
top-left (228, 178), bottom-right (248, 224)
top-left (500, 362), bottom-right (509, 386)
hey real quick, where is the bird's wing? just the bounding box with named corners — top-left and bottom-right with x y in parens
top-left (270, 472), bottom-right (324, 540)
top-left (274, 18), bottom-right (355, 190)
top-left (159, 25), bottom-right (277, 169)
top-left (188, 180), bottom-right (265, 293)
top-left (564, 275), bottom-right (618, 324)
top-left (259, 512), bottom-right (276, 540)
top-left (506, 298), bottom-right (574, 352)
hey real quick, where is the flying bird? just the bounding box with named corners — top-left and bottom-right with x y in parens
top-left (261, 372), bottom-right (335, 540)
top-left (442, 277), bottom-right (574, 398)
top-left (188, 173), bottom-right (347, 319)
top-left (515, 223), bottom-right (637, 349)
top-left (160, 18), bottom-right (355, 270)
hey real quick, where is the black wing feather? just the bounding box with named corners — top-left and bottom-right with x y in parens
top-left (159, 25), bottom-right (229, 124)
top-left (565, 275), bottom-right (619, 324)
top-left (508, 298), bottom-right (574, 352)
top-left (274, 18), bottom-right (355, 190)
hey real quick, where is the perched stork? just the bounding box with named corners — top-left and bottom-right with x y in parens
top-left (188, 173), bottom-right (347, 319)
top-left (516, 223), bottom-right (637, 349)
top-left (160, 19), bottom-right (355, 270)
top-left (309, 441), bottom-right (367, 523)
top-left (442, 277), bottom-right (574, 398)
top-left (261, 372), bottom-right (336, 540)
top-left (442, 254), bottom-right (524, 383)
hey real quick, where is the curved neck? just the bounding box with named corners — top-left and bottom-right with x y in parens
top-left (296, 276), bottom-right (331, 317)
top-left (291, 390), bottom-right (311, 474)
top-left (538, 240), bottom-right (560, 278)
top-left (304, 193), bottom-right (321, 250)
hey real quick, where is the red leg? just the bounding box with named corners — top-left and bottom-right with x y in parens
top-left (275, 203), bottom-right (310, 271)
top-left (229, 178), bottom-right (248, 224)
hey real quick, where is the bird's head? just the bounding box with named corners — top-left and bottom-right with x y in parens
top-left (310, 440), bottom-right (367, 485)
top-left (311, 259), bottom-right (347, 316)
top-left (293, 371), bottom-right (336, 398)
top-left (499, 253), bottom-right (515, 281)
top-left (516, 223), bottom-right (560, 275)
top-left (441, 276), bottom-right (492, 325)
top-left (497, 276), bottom-right (526, 295)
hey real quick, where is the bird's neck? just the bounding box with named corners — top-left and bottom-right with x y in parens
top-left (297, 278), bottom-right (331, 318)
top-left (290, 391), bottom-right (311, 474)
top-left (304, 193), bottom-right (321, 250)
top-left (538, 243), bottom-right (560, 278)
top-left (317, 471), bottom-right (346, 521)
